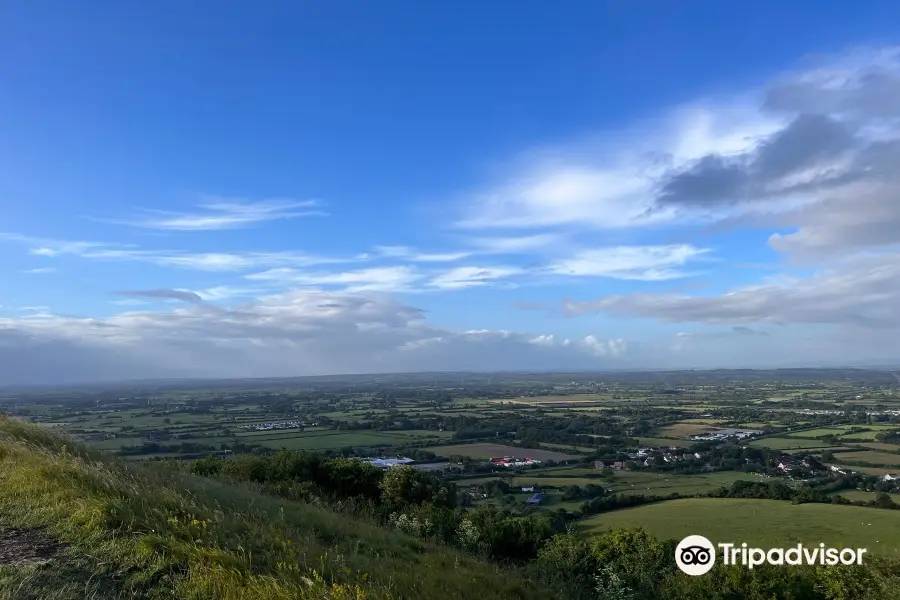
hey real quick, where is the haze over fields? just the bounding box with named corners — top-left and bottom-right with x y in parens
top-left (4, 2), bottom-right (900, 383)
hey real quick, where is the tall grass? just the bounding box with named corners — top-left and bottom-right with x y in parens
top-left (0, 416), bottom-right (550, 600)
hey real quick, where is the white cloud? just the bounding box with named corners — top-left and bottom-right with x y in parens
top-left (528, 334), bottom-right (555, 346)
top-left (187, 286), bottom-right (267, 302)
top-left (582, 335), bottom-right (627, 357)
top-left (427, 266), bottom-right (523, 290)
top-left (544, 244), bottom-right (711, 281)
top-left (0, 234), bottom-right (360, 272)
top-left (246, 266), bottom-right (424, 293)
top-left (465, 233), bottom-right (564, 253)
top-left (373, 246), bottom-right (472, 262)
top-left (454, 46), bottom-right (900, 254)
top-left (526, 333), bottom-right (626, 356)
top-left (0, 234), bottom-right (117, 257)
top-left (457, 165), bottom-right (662, 230)
top-left (0, 291), bottom-right (629, 384)
top-left (21, 267), bottom-right (56, 274)
top-left (563, 251), bottom-right (900, 329)
top-left (94, 197), bottom-right (325, 231)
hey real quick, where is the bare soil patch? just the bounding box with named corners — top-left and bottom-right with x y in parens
top-left (0, 526), bottom-right (67, 567)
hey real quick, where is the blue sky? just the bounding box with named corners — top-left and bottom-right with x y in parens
top-left (3, 1), bottom-right (900, 383)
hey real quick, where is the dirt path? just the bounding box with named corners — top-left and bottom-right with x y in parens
top-left (0, 525), bottom-right (67, 567)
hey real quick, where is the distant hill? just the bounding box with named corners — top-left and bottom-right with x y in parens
top-left (3, 366), bottom-right (898, 392)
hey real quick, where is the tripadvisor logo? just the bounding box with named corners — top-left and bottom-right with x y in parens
top-left (676, 535), bottom-right (716, 576)
top-left (675, 535), bottom-right (868, 576)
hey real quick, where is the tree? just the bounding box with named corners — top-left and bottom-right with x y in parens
top-left (379, 465), bottom-right (456, 509)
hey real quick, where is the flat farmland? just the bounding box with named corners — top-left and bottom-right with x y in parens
top-left (784, 428), bottom-right (846, 438)
top-left (536, 467), bottom-right (606, 477)
top-left (245, 429), bottom-right (451, 450)
top-left (830, 464), bottom-right (898, 476)
top-left (858, 442), bottom-right (900, 452)
top-left (488, 394), bottom-right (611, 406)
top-left (653, 422), bottom-right (722, 438)
top-left (833, 451), bottom-right (900, 467)
top-left (252, 432), bottom-right (418, 450)
top-left (749, 437), bottom-right (843, 450)
top-left (540, 442), bottom-right (594, 453)
top-left (462, 476), bottom-right (610, 487)
top-left (580, 498), bottom-right (900, 554)
top-left (635, 437), bottom-right (684, 447)
top-left (830, 490), bottom-right (900, 503)
top-left (786, 446), bottom-right (851, 455)
top-left (606, 471), bottom-right (763, 496)
top-left (838, 432), bottom-right (881, 441)
top-left (424, 443), bottom-right (577, 461)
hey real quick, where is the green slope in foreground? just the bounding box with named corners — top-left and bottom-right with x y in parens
top-left (0, 417), bottom-right (549, 600)
top-left (581, 498), bottom-right (900, 554)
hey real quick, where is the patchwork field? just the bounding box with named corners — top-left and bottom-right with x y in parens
top-left (605, 471), bottom-right (764, 496)
top-left (424, 443), bottom-right (577, 461)
top-left (635, 437), bottom-right (684, 447)
top-left (488, 394), bottom-right (610, 406)
top-left (830, 464), bottom-right (898, 476)
top-left (858, 442), bottom-right (900, 452)
top-left (581, 498), bottom-right (900, 554)
top-left (749, 437), bottom-right (843, 450)
top-left (830, 490), bottom-right (900, 503)
top-left (785, 428), bottom-right (846, 438)
top-left (654, 422), bottom-right (721, 438)
top-left (539, 442), bottom-right (594, 453)
top-left (834, 451), bottom-right (900, 467)
top-left (840, 431), bottom-right (886, 441)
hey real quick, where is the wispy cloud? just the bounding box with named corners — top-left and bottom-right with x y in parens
top-left (561, 251), bottom-right (900, 328)
top-left (465, 233), bottom-right (563, 253)
top-left (114, 289), bottom-right (205, 304)
top-left (110, 299), bottom-right (150, 307)
top-left (0, 233), bottom-right (361, 272)
top-left (0, 233), bottom-right (118, 257)
top-left (21, 267), bottom-right (56, 274)
top-left (373, 246), bottom-right (472, 262)
top-left (427, 266), bottom-right (523, 290)
top-left (93, 197), bottom-right (326, 231)
top-left (246, 266), bottom-right (424, 293)
top-left (544, 244), bottom-right (712, 281)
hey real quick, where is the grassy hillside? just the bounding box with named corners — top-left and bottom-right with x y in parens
top-left (580, 497), bottom-right (900, 554)
top-left (0, 416), bottom-right (549, 600)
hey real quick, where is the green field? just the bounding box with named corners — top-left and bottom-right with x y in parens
top-left (834, 451), bottom-right (900, 467)
top-left (831, 490), bottom-right (900, 503)
top-left (581, 498), bottom-right (900, 554)
top-left (605, 471), bottom-right (764, 496)
top-left (635, 437), bottom-right (683, 447)
top-left (462, 476), bottom-right (608, 487)
top-left (654, 422), bottom-right (720, 438)
top-left (840, 431), bottom-right (884, 441)
top-left (830, 464), bottom-right (897, 476)
top-left (859, 442), bottom-right (900, 452)
top-left (784, 428), bottom-right (846, 438)
top-left (539, 442), bottom-right (594, 453)
top-left (749, 436), bottom-right (843, 450)
top-left (424, 443), bottom-right (577, 461)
